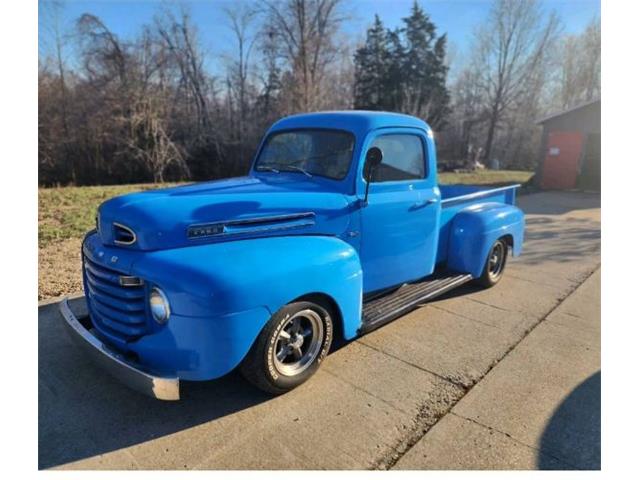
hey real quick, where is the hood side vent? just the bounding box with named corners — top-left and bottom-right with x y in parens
top-left (188, 212), bottom-right (316, 239)
top-left (113, 222), bottom-right (137, 245)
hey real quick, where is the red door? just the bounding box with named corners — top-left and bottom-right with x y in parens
top-left (541, 131), bottom-right (583, 189)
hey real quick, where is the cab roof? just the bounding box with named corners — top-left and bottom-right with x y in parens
top-left (268, 110), bottom-right (431, 137)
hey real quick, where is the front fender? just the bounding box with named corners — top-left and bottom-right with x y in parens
top-left (130, 236), bottom-right (363, 379)
top-left (447, 202), bottom-right (525, 278)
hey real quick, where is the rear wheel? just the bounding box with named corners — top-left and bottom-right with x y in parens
top-left (240, 301), bottom-right (333, 395)
top-left (476, 238), bottom-right (508, 288)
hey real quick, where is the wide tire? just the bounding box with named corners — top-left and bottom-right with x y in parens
top-left (240, 301), bottom-right (333, 395)
top-left (476, 238), bottom-right (509, 288)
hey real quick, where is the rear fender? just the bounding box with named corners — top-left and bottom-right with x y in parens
top-left (447, 202), bottom-right (525, 278)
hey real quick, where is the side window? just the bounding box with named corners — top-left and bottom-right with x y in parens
top-left (369, 134), bottom-right (426, 182)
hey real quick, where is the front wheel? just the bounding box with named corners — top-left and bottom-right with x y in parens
top-left (476, 238), bottom-right (509, 288)
top-left (240, 301), bottom-right (333, 395)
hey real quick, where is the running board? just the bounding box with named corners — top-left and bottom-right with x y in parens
top-left (359, 272), bottom-right (473, 334)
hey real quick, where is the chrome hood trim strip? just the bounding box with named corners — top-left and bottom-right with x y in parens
top-left (187, 212), bottom-right (316, 239)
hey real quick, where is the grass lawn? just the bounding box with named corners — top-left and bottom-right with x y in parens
top-left (38, 183), bottom-right (179, 249)
top-left (438, 169), bottom-right (533, 186)
top-left (38, 170), bottom-right (532, 299)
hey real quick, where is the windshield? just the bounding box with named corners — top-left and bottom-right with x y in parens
top-left (254, 129), bottom-right (355, 180)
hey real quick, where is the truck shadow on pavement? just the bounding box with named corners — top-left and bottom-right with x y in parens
top-left (517, 191), bottom-right (600, 216)
top-left (38, 301), bottom-right (274, 469)
top-left (538, 371), bottom-right (601, 470)
top-left (511, 192), bottom-right (600, 268)
top-left (514, 216), bottom-right (601, 267)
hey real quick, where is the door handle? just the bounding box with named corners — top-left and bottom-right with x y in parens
top-left (413, 198), bottom-right (438, 208)
top-left (412, 198), bottom-right (437, 209)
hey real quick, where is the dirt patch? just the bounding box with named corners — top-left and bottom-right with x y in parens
top-left (38, 238), bottom-right (83, 300)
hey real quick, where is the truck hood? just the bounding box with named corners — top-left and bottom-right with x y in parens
top-left (97, 175), bottom-right (354, 251)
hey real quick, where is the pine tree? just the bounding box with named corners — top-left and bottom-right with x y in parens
top-left (384, 28), bottom-right (406, 112)
top-left (353, 15), bottom-right (388, 110)
top-left (353, 1), bottom-right (450, 129)
top-left (400, 1), bottom-right (450, 128)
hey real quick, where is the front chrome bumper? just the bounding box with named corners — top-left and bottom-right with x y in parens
top-left (59, 297), bottom-right (180, 401)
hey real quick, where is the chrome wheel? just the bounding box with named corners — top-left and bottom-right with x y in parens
top-left (488, 241), bottom-right (506, 280)
top-left (273, 309), bottom-right (324, 377)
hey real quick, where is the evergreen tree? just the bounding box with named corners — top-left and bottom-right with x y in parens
top-left (401, 1), bottom-right (450, 128)
top-left (353, 1), bottom-right (450, 129)
top-left (384, 27), bottom-right (406, 112)
top-left (353, 15), bottom-right (388, 110)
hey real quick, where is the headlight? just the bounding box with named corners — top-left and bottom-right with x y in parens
top-left (149, 287), bottom-right (170, 324)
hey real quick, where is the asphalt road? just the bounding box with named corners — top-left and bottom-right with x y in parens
top-left (38, 191), bottom-right (601, 470)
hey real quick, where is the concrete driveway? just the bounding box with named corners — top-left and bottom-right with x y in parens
top-left (38, 191), bottom-right (601, 470)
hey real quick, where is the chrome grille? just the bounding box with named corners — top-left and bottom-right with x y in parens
top-left (83, 254), bottom-right (148, 342)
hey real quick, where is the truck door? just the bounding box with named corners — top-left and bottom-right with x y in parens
top-left (358, 131), bottom-right (440, 293)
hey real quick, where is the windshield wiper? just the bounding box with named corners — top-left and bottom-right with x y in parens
top-left (255, 165), bottom-right (280, 173)
top-left (279, 165), bottom-right (313, 178)
top-left (256, 163), bottom-right (312, 178)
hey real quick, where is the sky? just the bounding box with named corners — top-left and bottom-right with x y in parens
top-left (39, 0), bottom-right (601, 75)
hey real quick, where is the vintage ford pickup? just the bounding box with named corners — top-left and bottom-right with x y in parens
top-left (60, 111), bottom-right (524, 400)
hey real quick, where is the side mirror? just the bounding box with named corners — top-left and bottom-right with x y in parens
top-left (365, 146), bottom-right (383, 171)
top-left (363, 147), bottom-right (383, 206)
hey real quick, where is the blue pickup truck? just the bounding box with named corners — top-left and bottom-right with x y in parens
top-left (60, 111), bottom-right (524, 400)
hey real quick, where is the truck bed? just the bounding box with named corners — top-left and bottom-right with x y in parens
top-left (436, 184), bottom-right (520, 264)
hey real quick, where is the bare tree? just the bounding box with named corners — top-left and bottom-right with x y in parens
top-left (262, 0), bottom-right (346, 112)
top-left (471, 0), bottom-right (560, 163)
top-left (153, 6), bottom-right (227, 177)
top-left (224, 3), bottom-right (259, 152)
top-left (125, 97), bottom-right (189, 182)
top-left (556, 17), bottom-right (600, 109)
top-left (40, 1), bottom-right (76, 181)
top-left (77, 14), bottom-right (131, 86)
top-left (255, 26), bottom-right (283, 123)
top-left (155, 7), bottom-right (212, 134)
top-left (75, 13), bottom-right (190, 182)
top-left (449, 67), bottom-right (485, 160)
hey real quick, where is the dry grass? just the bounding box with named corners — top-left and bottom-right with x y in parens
top-left (438, 169), bottom-right (533, 186)
top-left (38, 183), bottom-right (179, 249)
top-left (38, 171), bottom-right (532, 300)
